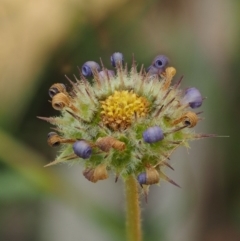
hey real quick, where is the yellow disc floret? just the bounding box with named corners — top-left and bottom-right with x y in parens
top-left (100, 90), bottom-right (149, 130)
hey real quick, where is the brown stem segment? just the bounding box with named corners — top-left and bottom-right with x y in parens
top-left (125, 175), bottom-right (142, 241)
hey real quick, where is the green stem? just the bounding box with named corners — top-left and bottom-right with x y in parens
top-left (125, 175), bottom-right (142, 241)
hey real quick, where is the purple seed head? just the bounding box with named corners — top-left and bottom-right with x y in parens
top-left (98, 69), bottom-right (115, 81)
top-left (146, 65), bottom-right (160, 76)
top-left (73, 140), bottom-right (92, 159)
top-left (143, 126), bottom-right (164, 143)
top-left (137, 172), bottom-right (147, 187)
top-left (182, 87), bottom-right (203, 109)
top-left (81, 61), bottom-right (100, 77)
top-left (152, 55), bottom-right (169, 70)
top-left (110, 52), bottom-right (124, 67)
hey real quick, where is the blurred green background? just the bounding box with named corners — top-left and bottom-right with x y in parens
top-left (0, 0), bottom-right (240, 240)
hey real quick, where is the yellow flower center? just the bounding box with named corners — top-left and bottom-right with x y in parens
top-left (100, 90), bottom-right (149, 130)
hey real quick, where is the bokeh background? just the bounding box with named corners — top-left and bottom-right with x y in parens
top-left (0, 0), bottom-right (240, 240)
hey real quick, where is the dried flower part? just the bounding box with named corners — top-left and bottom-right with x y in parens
top-left (83, 168), bottom-right (95, 182)
top-left (47, 132), bottom-right (75, 147)
top-left (47, 132), bottom-right (61, 147)
top-left (162, 67), bottom-right (177, 90)
top-left (41, 52), bottom-right (209, 194)
top-left (96, 136), bottom-right (126, 152)
top-left (137, 167), bottom-right (160, 187)
top-left (51, 92), bottom-right (77, 112)
top-left (52, 92), bottom-right (71, 110)
top-left (172, 111), bottom-right (198, 128)
top-left (83, 164), bottom-right (108, 183)
top-left (92, 164), bottom-right (109, 182)
top-left (100, 90), bottom-right (149, 130)
top-left (49, 83), bottom-right (66, 98)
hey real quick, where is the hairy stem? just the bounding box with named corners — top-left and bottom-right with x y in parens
top-left (125, 175), bottom-right (142, 241)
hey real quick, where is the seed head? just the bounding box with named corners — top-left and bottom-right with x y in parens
top-left (73, 141), bottom-right (92, 159)
top-left (143, 126), bottom-right (164, 143)
top-left (81, 61), bottom-right (101, 77)
top-left (111, 52), bottom-right (124, 67)
top-left (182, 87), bottom-right (203, 108)
top-left (39, 52), bottom-right (208, 192)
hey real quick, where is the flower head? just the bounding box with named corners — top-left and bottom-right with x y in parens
top-left (39, 52), bottom-right (207, 192)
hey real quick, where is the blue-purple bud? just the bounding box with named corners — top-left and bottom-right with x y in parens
top-left (146, 65), bottom-right (159, 76)
top-left (81, 61), bottom-right (100, 77)
top-left (152, 55), bottom-right (169, 70)
top-left (110, 52), bottom-right (124, 67)
top-left (73, 140), bottom-right (92, 159)
top-left (143, 126), bottom-right (164, 143)
top-left (137, 172), bottom-right (147, 187)
top-left (98, 70), bottom-right (115, 81)
top-left (182, 87), bottom-right (203, 109)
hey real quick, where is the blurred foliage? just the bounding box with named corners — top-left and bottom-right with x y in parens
top-left (0, 0), bottom-right (240, 240)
